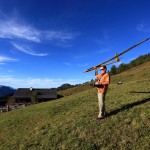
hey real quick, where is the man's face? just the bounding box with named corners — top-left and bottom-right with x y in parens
top-left (100, 67), bottom-right (106, 73)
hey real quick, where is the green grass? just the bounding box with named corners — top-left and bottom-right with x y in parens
top-left (0, 62), bottom-right (150, 150)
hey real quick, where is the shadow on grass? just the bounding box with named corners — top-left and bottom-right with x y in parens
top-left (107, 98), bottom-right (150, 117)
top-left (57, 94), bottom-right (64, 98)
top-left (130, 91), bottom-right (150, 93)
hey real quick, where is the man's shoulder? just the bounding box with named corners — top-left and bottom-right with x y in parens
top-left (97, 74), bottom-right (102, 78)
top-left (104, 72), bottom-right (110, 77)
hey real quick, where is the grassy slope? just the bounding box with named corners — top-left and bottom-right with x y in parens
top-left (0, 62), bottom-right (150, 150)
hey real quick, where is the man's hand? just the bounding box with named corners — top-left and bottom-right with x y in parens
top-left (93, 83), bottom-right (103, 88)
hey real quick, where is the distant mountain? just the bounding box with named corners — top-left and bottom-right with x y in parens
top-left (57, 83), bottom-right (74, 91)
top-left (0, 85), bottom-right (16, 97)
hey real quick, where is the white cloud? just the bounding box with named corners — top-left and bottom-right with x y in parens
top-left (97, 46), bottom-right (112, 54)
top-left (0, 18), bottom-right (77, 43)
top-left (0, 19), bottom-right (41, 42)
top-left (64, 62), bottom-right (72, 66)
top-left (0, 56), bottom-right (18, 63)
top-left (77, 63), bottom-right (89, 67)
top-left (45, 31), bottom-right (76, 42)
top-left (0, 76), bottom-right (84, 88)
top-left (136, 23), bottom-right (150, 32)
top-left (74, 55), bottom-right (85, 59)
top-left (12, 42), bottom-right (48, 56)
top-left (64, 62), bottom-right (89, 67)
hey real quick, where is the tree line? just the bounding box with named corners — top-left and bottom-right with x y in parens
top-left (109, 53), bottom-right (150, 75)
top-left (56, 53), bottom-right (150, 91)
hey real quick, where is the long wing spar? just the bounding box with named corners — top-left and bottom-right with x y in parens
top-left (84, 38), bottom-right (149, 73)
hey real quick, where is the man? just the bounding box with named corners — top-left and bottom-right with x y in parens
top-left (95, 65), bottom-right (110, 120)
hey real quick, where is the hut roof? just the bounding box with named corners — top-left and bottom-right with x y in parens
top-left (13, 88), bottom-right (57, 99)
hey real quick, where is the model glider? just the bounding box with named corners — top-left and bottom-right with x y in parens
top-left (84, 38), bottom-right (149, 73)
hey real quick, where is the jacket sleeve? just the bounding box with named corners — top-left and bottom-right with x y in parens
top-left (101, 73), bottom-right (110, 85)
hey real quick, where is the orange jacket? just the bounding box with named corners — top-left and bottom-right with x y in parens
top-left (95, 72), bottom-right (110, 94)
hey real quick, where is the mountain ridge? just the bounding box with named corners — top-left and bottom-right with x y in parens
top-left (0, 85), bottom-right (16, 97)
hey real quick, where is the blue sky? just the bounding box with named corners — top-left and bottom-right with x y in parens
top-left (0, 0), bottom-right (150, 88)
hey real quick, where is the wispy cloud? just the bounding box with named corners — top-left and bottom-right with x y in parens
top-left (74, 55), bottom-right (86, 59)
top-left (11, 42), bottom-right (48, 56)
top-left (136, 23), bottom-right (150, 32)
top-left (64, 62), bottom-right (72, 66)
top-left (77, 63), bottom-right (89, 67)
top-left (0, 18), bottom-right (77, 43)
top-left (64, 62), bottom-right (89, 67)
top-left (97, 46), bottom-right (112, 54)
top-left (0, 19), bottom-right (41, 43)
top-left (45, 30), bottom-right (76, 42)
top-left (0, 56), bottom-right (18, 64)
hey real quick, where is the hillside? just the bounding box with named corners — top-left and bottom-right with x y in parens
top-left (0, 62), bottom-right (149, 150)
top-left (58, 61), bottom-right (150, 97)
top-left (110, 61), bottom-right (150, 83)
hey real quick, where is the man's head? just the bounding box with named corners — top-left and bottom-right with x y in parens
top-left (100, 65), bottom-right (107, 73)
